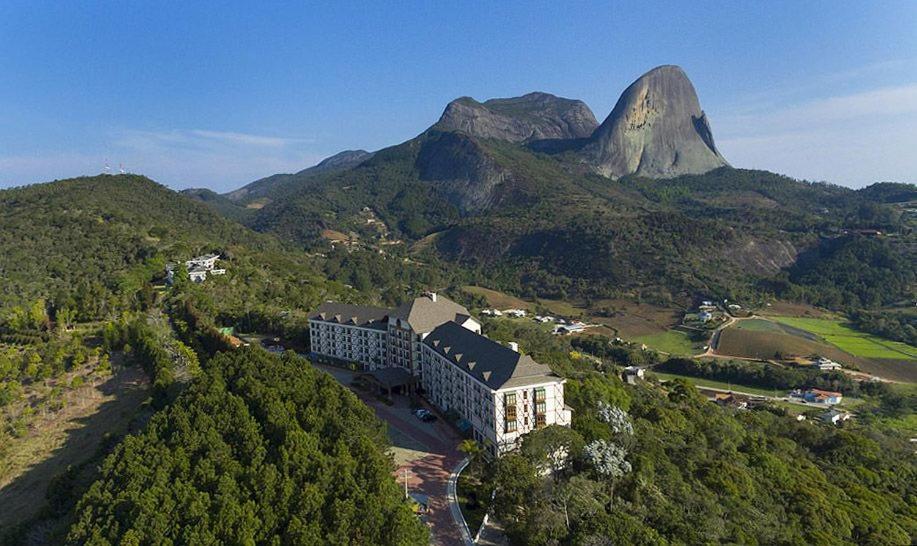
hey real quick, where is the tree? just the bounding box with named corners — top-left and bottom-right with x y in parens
top-left (29, 299), bottom-right (50, 330)
top-left (459, 439), bottom-right (482, 460)
top-left (519, 425), bottom-right (584, 476)
top-left (549, 475), bottom-right (606, 531)
top-left (583, 439), bottom-right (631, 501)
top-left (56, 305), bottom-right (75, 334)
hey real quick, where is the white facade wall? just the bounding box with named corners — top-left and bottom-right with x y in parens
top-left (309, 321), bottom-right (387, 370)
top-left (419, 345), bottom-right (569, 457)
top-left (387, 319), bottom-right (417, 373)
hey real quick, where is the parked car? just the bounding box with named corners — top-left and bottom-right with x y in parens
top-left (413, 409), bottom-right (430, 420)
top-left (421, 413), bottom-right (438, 423)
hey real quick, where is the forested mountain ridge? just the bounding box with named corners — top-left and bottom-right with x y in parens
top-left (0, 175), bottom-right (261, 314)
top-left (234, 121), bottom-right (915, 310)
top-left (222, 149), bottom-right (374, 208)
top-left (0, 174), bottom-right (365, 334)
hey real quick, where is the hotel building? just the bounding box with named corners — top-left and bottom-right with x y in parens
top-left (308, 293), bottom-right (571, 456)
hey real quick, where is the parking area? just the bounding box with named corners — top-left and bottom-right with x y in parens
top-left (311, 363), bottom-right (466, 545)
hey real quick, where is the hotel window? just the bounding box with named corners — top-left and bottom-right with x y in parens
top-left (505, 419), bottom-right (517, 432)
top-left (534, 387), bottom-right (546, 402)
top-left (504, 393), bottom-right (517, 420)
top-left (536, 402), bottom-right (546, 415)
top-left (535, 414), bottom-right (546, 428)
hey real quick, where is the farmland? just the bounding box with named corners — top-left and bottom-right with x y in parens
top-left (0, 364), bottom-right (151, 531)
top-left (770, 317), bottom-right (917, 360)
top-left (716, 316), bottom-right (917, 383)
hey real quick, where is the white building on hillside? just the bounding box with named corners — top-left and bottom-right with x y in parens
top-left (420, 322), bottom-right (571, 457)
top-left (308, 293), bottom-right (570, 457)
top-left (186, 253), bottom-right (220, 270)
top-left (168, 253), bottom-right (225, 284)
top-left (815, 357), bottom-right (842, 371)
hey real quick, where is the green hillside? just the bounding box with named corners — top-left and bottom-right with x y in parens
top-left (242, 130), bottom-right (916, 311)
top-left (0, 175), bottom-right (261, 314)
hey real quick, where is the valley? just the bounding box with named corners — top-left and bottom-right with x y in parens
top-left (0, 65), bottom-right (915, 546)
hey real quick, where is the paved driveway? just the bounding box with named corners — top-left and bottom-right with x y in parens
top-left (312, 363), bottom-right (465, 545)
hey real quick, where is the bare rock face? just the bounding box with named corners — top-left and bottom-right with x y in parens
top-left (415, 131), bottom-right (511, 213)
top-left (582, 65), bottom-right (728, 178)
top-left (434, 92), bottom-right (598, 143)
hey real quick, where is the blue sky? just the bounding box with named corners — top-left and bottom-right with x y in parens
top-left (1, 1), bottom-right (915, 191)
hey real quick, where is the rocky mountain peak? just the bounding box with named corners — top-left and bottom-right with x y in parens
top-left (306, 149), bottom-right (373, 174)
top-left (581, 64), bottom-right (728, 178)
top-left (434, 92), bottom-right (598, 143)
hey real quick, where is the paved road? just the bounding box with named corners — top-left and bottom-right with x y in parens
top-left (311, 363), bottom-right (465, 545)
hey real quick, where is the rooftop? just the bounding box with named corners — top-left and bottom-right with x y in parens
top-left (391, 293), bottom-right (473, 334)
top-left (309, 302), bottom-right (391, 330)
top-left (423, 321), bottom-right (559, 390)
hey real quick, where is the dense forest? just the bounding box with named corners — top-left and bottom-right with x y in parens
top-left (481, 379), bottom-right (915, 545)
top-left (471, 326), bottom-right (916, 545)
top-left (852, 308), bottom-right (917, 346)
top-left (66, 349), bottom-right (427, 545)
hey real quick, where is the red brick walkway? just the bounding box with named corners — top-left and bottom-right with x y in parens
top-left (313, 364), bottom-right (465, 545)
top-left (367, 397), bottom-right (464, 545)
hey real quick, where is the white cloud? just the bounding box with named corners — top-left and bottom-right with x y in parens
top-left (716, 83), bottom-right (917, 187)
top-left (0, 128), bottom-right (327, 192)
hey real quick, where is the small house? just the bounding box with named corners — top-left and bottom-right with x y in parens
top-left (714, 393), bottom-right (748, 409)
top-left (188, 267), bottom-right (209, 283)
top-left (815, 357), bottom-right (842, 371)
top-left (623, 366), bottom-right (645, 385)
top-left (804, 389), bottom-right (843, 405)
top-left (821, 409), bottom-right (851, 425)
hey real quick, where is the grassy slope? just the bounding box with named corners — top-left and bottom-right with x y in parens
top-left (462, 285), bottom-right (532, 310)
top-left (652, 371), bottom-right (784, 397)
top-left (0, 364), bottom-right (150, 530)
top-left (634, 330), bottom-right (701, 356)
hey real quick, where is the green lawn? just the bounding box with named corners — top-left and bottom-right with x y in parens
top-left (771, 317), bottom-right (917, 360)
top-left (457, 463), bottom-right (489, 534)
top-left (634, 330), bottom-right (700, 356)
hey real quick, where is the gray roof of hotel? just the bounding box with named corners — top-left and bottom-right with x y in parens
top-left (308, 302), bottom-right (391, 330)
top-left (422, 321), bottom-right (559, 390)
top-left (392, 294), bottom-right (473, 334)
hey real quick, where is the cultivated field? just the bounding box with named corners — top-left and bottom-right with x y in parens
top-left (770, 317), bottom-right (917, 360)
top-left (717, 316), bottom-right (917, 383)
top-left (716, 328), bottom-right (845, 362)
top-left (759, 301), bottom-right (831, 318)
